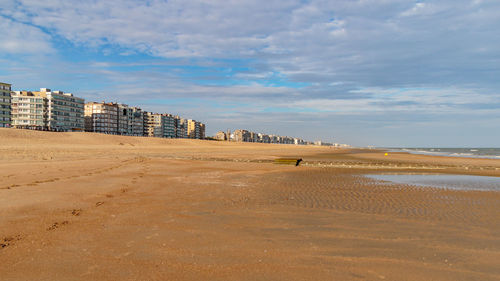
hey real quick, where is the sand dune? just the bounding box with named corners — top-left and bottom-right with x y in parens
top-left (0, 128), bottom-right (499, 280)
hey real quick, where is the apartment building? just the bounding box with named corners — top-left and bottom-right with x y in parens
top-left (233, 129), bottom-right (251, 142)
top-left (0, 82), bottom-right (11, 128)
top-left (215, 131), bottom-right (227, 141)
top-left (142, 111), bottom-right (151, 137)
top-left (130, 107), bottom-right (144, 136)
top-left (175, 117), bottom-right (187, 138)
top-left (5, 84), bottom-right (207, 138)
top-left (199, 122), bottom-right (205, 140)
top-left (249, 132), bottom-right (259, 143)
top-left (35, 89), bottom-right (85, 131)
top-left (162, 114), bottom-right (176, 138)
top-left (117, 103), bottom-right (130, 135)
top-left (11, 91), bottom-right (46, 129)
top-left (84, 102), bottom-right (118, 134)
top-left (294, 138), bottom-right (305, 145)
top-left (11, 88), bottom-right (84, 131)
top-left (143, 113), bottom-right (177, 138)
top-left (187, 119), bottom-right (200, 139)
top-left (143, 112), bottom-right (155, 137)
top-left (258, 133), bottom-right (270, 143)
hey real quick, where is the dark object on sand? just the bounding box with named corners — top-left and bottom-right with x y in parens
top-left (274, 158), bottom-right (303, 166)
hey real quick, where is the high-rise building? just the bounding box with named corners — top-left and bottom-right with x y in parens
top-left (143, 113), bottom-right (177, 138)
top-left (84, 102), bottom-right (118, 134)
top-left (199, 122), bottom-right (205, 140)
top-left (175, 116), bottom-right (187, 138)
top-left (233, 129), bottom-right (251, 142)
top-left (162, 114), bottom-right (176, 138)
top-left (187, 119), bottom-right (200, 139)
top-left (144, 112), bottom-right (156, 137)
top-left (117, 103), bottom-right (130, 135)
top-left (34, 88), bottom-right (84, 131)
top-left (11, 88), bottom-right (84, 131)
top-left (142, 111), bottom-right (150, 137)
top-left (0, 82), bottom-right (12, 128)
top-left (11, 91), bottom-right (46, 129)
top-left (130, 107), bottom-right (144, 136)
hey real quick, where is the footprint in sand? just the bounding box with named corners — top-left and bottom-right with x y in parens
top-left (47, 221), bottom-right (69, 231)
top-left (0, 235), bottom-right (22, 249)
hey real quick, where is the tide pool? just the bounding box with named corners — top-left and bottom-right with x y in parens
top-left (365, 174), bottom-right (500, 191)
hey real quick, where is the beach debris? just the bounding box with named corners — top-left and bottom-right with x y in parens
top-left (273, 158), bottom-right (303, 166)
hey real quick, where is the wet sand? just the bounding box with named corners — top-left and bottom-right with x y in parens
top-left (1, 128), bottom-right (500, 280)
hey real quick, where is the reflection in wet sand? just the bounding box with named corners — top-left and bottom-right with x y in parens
top-left (365, 173), bottom-right (500, 191)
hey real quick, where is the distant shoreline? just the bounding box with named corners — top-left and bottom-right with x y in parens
top-left (379, 147), bottom-right (500, 160)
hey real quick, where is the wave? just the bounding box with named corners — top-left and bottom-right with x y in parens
top-left (387, 148), bottom-right (500, 159)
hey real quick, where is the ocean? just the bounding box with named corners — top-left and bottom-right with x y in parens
top-left (386, 148), bottom-right (500, 159)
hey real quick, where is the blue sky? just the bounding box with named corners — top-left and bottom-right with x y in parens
top-left (1, 0), bottom-right (499, 146)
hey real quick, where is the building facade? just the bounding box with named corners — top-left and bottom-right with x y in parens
top-left (11, 88), bottom-right (84, 131)
top-left (233, 129), bottom-right (251, 142)
top-left (0, 82), bottom-right (11, 128)
top-left (199, 122), bottom-right (205, 140)
top-left (33, 89), bottom-right (84, 131)
top-left (187, 119), bottom-right (200, 139)
top-left (143, 112), bottom-right (156, 137)
top-left (84, 102), bottom-right (118, 134)
top-left (117, 103), bottom-right (130, 135)
top-left (162, 114), bottom-right (176, 138)
top-left (215, 131), bottom-right (227, 141)
top-left (11, 91), bottom-right (46, 129)
top-left (175, 117), bottom-right (187, 138)
top-left (130, 107), bottom-right (144, 136)
top-left (142, 111), bottom-right (150, 137)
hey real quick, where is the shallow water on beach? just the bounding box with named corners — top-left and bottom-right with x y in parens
top-left (365, 174), bottom-right (500, 191)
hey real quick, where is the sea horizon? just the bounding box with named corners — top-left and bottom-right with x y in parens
top-left (382, 147), bottom-right (500, 159)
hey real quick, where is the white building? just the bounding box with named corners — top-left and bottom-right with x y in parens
top-left (11, 88), bottom-right (84, 131)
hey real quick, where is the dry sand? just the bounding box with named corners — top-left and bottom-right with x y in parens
top-left (1, 128), bottom-right (499, 280)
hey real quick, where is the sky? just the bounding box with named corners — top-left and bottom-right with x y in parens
top-left (1, 0), bottom-right (499, 147)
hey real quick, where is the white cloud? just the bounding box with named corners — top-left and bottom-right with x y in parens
top-left (3, 0), bottom-right (500, 92)
top-left (399, 2), bottom-right (428, 17)
top-left (0, 17), bottom-right (53, 54)
top-left (2, 0), bottom-right (500, 146)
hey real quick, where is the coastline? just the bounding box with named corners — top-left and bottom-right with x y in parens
top-left (382, 147), bottom-right (500, 159)
top-left (1, 129), bottom-right (499, 280)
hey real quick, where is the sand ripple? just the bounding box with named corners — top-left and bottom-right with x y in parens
top-left (262, 168), bottom-right (499, 227)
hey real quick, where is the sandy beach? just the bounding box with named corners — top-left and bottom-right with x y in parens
top-left (1, 128), bottom-right (499, 281)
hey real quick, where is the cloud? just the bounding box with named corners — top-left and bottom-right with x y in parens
top-left (399, 2), bottom-right (429, 17)
top-left (1, 0), bottom-right (500, 146)
top-left (3, 0), bottom-right (500, 91)
top-left (0, 16), bottom-right (53, 54)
